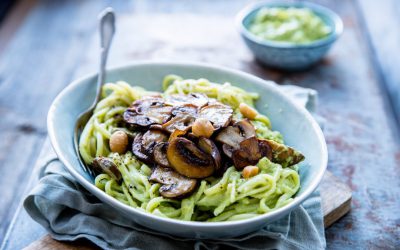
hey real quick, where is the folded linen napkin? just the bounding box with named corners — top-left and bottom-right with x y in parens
top-left (24, 85), bottom-right (326, 250)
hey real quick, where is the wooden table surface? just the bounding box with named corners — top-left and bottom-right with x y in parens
top-left (0, 0), bottom-right (399, 249)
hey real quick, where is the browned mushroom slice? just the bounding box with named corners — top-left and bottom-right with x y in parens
top-left (92, 157), bottom-right (122, 183)
top-left (199, 104), bottom-right (233, 129)
top-left (162, 114), bottom-right (196, 133)
top-left (262, 139), bottom-right (305, 167)
top-left (132, 130), bottom-right (168, 163)
top-left (258, 139), bottom-right (273, 160)
top-left (141, 130), bottom-right (168, 157)
top-left (166, 93), bottom-right (209, 108)
top-left (153, 143), bottom-right (170, 167)
top-left (123, 109), bottom-right (156, 127)
top-left (149, 166), bottom-right (197, 199)
top-left (123, 98), bottom-right (172, 126)
top-left (132, 133), bottom-right (151, 162)
top-left (171, 104), bottom-right (198, 116)
top-left (198, 137), bottom-right (221, 170)
top-left (231, 137), bottom-right (262, 170)
top-left (149, 124), bottom-right (163, 130)
top-left (215, 119), bottom-right (256, 157)
top-left (232, 150), bottom-right (252, 170)
top-left (235, 119), bottom-right (256, 138)
top-left (222, 144), bottom-right (235, 158)
top-left (167, 137), bottom-right (215, 178)
top-left (133, 97), bottom-right (164, 110)
top-left (143, 130), bottom-right (168, 150)
top-left (215, 126), bottom-right (243, 149)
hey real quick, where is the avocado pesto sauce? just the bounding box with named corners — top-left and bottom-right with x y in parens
top-left (249, 7), bottom-right (331, 44)
top-left (79, 75), bottom-right (304, 222)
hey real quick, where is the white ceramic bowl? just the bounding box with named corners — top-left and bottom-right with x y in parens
top-left (47, 62), bottom-right (327, 238)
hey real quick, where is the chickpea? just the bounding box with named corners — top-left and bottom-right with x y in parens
top-left (242, 166), bottom-right (259, 179)
top-left (192, 118), bottom-right (214, 138)
top-left (109, 131), bottom-right (129, 154)
top-left (239, 103), bottom-right (258, 120)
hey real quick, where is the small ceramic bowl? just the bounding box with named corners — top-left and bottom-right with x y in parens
top-left (237, 1), bottom-right (343, 71)
top-left (48, 62), bottom-right (327, 238)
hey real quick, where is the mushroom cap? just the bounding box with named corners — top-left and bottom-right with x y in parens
top-left (215, 126), bottom-right (243, 149)
top-left (198, 137), bottom-right (222, 170)
top-left (153, 142), bottom-right (170, 167)
top-left (92, 157), bottom-right (122, 183)
top-left (167, 137), bottom-right (215, 178)
top-left (149, 166), bottom-right (197, 198)
top-left (215, 119), bottom-right (256, 150)
top-left (162, 104), bottom-right (199, 134)
top-left (165, 93), bottom-right (209, 108)
top-left (123, 98), bottom-right (173, 126)
top-left (231, 137), bottom-right (262, 170)
top-left (162, 114), bottom-right (196, 133)
top-left (132, 130), bottom-right (168, 163)
top-left (199, 104), bottom-right (233, 129)
top-left (171, 104), bottom-right (198, 116)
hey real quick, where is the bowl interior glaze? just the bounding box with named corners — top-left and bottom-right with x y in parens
top-left (47, 62), bottom-right (327, 238)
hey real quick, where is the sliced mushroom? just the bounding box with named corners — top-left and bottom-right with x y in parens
top-left (215, 126), bottom-right (243, 149)
top-left (142, 130), bottom-right (168, 152)
top-left (222, 144), bottom-right (235, 158)
top-left (232, 150), bottom-right (252, 170)
top-left (258, 139), bottom-right (273, 160)
top-left (153, 143), bottom-right (170, 167)
top-left (167, 137), bottom-right (215, 178)
top-left (231, 137), bottom-right (262, 170)
top-left (92, 157), bottom-right (122, 183)
top-left (235, 119), bottom-right (256, 138)
top-left (215, 120), bottom-right (256, 151)
top-left (123, 109), bottom-right (155, 127)
top-left (132, 133), bottom-right (150, 162)
top-left (162, 114), bottom-right (196, 133)
top-left (199, 104), bottom-right (233, 129)
top-left (262, 139), bottom-right (305, 167)
top-left (132, 130), bottom-right (168, 163)
top-left (165, 93), bottom-right (209, 108)
top-left (171, 104), bottom-right (198, 117)
top-left (198, 137), bottom-right (221, 170)
top-left (149, 166), bottom-right (197, 199)
top-left (123, 98), bottom-right (172, 126)
top-left (149, 124), bottom-right (163, 130)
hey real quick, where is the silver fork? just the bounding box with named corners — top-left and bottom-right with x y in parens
top-left (73, 8), bottom-right (116, 177)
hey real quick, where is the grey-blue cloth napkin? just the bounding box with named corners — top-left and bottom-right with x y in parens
top-left (23, 85), bottom-right (326, 250)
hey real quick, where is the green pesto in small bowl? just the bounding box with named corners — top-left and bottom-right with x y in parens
top-left (248, 7), bottom-right (332, 44)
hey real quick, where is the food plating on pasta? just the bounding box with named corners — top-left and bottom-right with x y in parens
top-left (78, 75), bottom-right (304, 222)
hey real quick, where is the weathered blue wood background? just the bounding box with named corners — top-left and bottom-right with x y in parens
top-left (0, 0), bottom-right (399, 249)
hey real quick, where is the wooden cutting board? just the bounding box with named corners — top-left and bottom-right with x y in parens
top-left (23, 170), bottom-right (351, 250)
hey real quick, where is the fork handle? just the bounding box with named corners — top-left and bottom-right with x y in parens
top-left (95, 7), bottom-right (115, 104)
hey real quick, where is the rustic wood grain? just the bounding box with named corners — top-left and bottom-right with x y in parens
top-left (0, 0), bottom-right (399, 249)
top-left (356, 0), bottom-right (400, 125)
top-left (0, 0), bottom-right (108, 242)
top-left (320, 171), bottom-right (352, 227)
top-left (20, 171), bottom-right (351, 250)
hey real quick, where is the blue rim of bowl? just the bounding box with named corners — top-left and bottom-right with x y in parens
top-left (236, 1), bottom-right (344, 49)
top-left (47, 61), bottom-right (328, 228)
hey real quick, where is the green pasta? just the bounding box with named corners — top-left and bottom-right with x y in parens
top-left (79, 76), bottom-right (301, 221)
